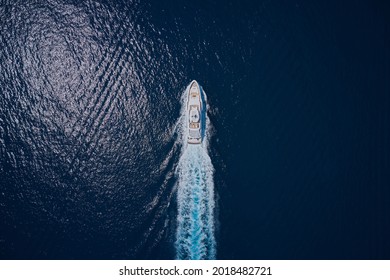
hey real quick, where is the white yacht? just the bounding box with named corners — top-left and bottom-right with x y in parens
top-left (187, 80), bottom-right (203, 144)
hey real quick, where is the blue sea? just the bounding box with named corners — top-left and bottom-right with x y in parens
top-left (0, 0), bottom-right (389, 259)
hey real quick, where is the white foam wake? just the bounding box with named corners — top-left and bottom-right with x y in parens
top-left (174, 83), bottom-right (216, 260)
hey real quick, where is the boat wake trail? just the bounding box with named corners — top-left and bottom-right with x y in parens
top-left (175, 83), bottom-right (216, 260)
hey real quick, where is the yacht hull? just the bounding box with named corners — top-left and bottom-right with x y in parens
top-left (187, 80), bottom-right (203, 144)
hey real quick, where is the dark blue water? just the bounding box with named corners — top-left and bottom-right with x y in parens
top-left (1, 0), bottom-right (389, 259)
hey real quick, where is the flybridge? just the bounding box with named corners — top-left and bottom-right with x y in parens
top-left (186, 80), bottom-right (203, 144)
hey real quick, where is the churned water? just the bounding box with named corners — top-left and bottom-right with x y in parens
top-left (175, 83), bottom-right (216, 260)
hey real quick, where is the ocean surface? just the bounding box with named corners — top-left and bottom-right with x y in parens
top-left (1, 0), bottom-right (389, 259)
